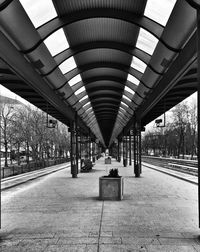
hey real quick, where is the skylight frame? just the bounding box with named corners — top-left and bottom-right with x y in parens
top-left (121, 101), bottom-right (129, 108)
top-left (83, 101), bottom-right (91, 108)
top-left (131, 56), bottom-right (147, 73)
top-left (75, 86), bottom-right (85, 96)
top-left (80, 95), bottom-right (88, 103)
top-left (136, 28), bottom-right (159, 55)
top-left (127, 74), bottom-right (140, 86)
top-left (19, 0), bottom-right (57, 28)
top-left (59, 57), bottom-right (77, 75)
top-left (44, 28), bottom-right (69, 57)
top-left (125, 86), bottom-right (135, 95)
top-left (119, 107), bottom-right (126, 112)
top-left (86, 107), bottom-right (92, 113)
top-left (68, 74), bottom-right (82, 87)
top-left (144, 0), bottom-right (177, 26)
top-left (122, 95), bottom-right (131, 103)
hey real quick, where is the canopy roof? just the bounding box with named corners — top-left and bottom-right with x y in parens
top-left (0, 0), bottom-right (198, 146)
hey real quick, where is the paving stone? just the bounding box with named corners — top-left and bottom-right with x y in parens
top-left (100, 231), bottom-right (113, 237)
top-left (57, 237), bottom-right (98, 245)
top-left (122, 237), bottom-right (160, 246)
top-left (0, 244), bottom-right (48, 252)
top-left (99, 237), bottom-right (122, 244)
top-left (99, 244), bottom-right (147, 252)
top-left (158, 238), bottom-right (199, 245)
top-left (20, 237), bottom-right (58, 244)
top-left (146, 245), bottom-right (197, 252)
top-left (88, 231), bottom-right (99, 237)
top-left (193, 245), bottom-right (200, 251)
top-left (45, 244), bottom-right (87, 252)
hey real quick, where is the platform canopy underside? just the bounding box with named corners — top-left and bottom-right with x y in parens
top-left (0, 0), bottom-right (198, 146)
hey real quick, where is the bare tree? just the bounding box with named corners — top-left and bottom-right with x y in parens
top-left (0, 103), bottom-right (15, 167)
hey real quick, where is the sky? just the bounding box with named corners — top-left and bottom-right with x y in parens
top-left (0, 84), bottom-right (33, 106)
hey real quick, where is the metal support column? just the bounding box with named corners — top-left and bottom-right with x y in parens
top-left (122, 134), bottom-right (125, 166)
top-left (89, 131), bottom-right (91, 161)
top-left (125, 134), bottom-right (128, 166)
top-left (92, 140), bottom-right (95, 163)
top-left (129, 131), bottom-right (132, 166)
top-left (133, 118), bottom-right (141, 177)
top-left (123, 132), bottom-right (127, 167)
top-left (197, 7), bottom-right (200, 228)
top-left (75, 114), bottom-right (79, 174)
top-left (80, 131), bottom-right (84, 169)
top-left (117, 138), bottom-right (120, 162)
top-left (70, 121), bottom-right (77, 178)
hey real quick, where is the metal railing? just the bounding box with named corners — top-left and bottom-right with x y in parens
top-left (1, 157), bottom-right (70, 179)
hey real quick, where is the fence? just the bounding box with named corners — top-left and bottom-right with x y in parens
top-left (1, 157), bottom-right (70, 179)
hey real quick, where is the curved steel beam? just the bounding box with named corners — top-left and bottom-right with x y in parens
top-left (91, 97), bottom-right (120, 105)
top-left (87, 90), bottom-right (122, 99)
top-left (95, 110), bottom-right (130, 120)
top-left (185, 0), bottom-right (200, 9)
top-left (56, 62), bottom-right (152, 90)
top-left (43, 42), bottom-right (162, 76)
top-left (81, 76), bottom-right (145, 98)
top-left (95, 108), bottom-right (118, 113)
top-left (28, 9), bottom-right (180, 54)
top-left (92, 103), bottom-right (120, 110)
top-left (0, 0), bottom-right (13, 11)
top-left (91, 97), bottom-right (135, 112)
top-left (0, 68), bottom-right (14, 75)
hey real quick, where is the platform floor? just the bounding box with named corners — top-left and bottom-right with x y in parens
top-left (1, 158), bottom-right (200, 251)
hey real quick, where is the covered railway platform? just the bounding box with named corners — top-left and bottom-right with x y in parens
top-left (1, 158), bottom-right (200, 251)
top-left (1, 0), bottom-right (200, 250)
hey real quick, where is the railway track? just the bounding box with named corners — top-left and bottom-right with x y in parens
top-left (142, 156), bottom-right (198, 176)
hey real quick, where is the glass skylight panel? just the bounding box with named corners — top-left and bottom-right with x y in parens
top-left (75, 86), bottom-right (85, 96)
top-left (80, 95), bottom-right (88, 103)
top-left (19, 0), bottom-right (57, 28)
top-left (89, 118), bottom-right (96, 126)
top-left (123, 95), bottom-right (131, 102)
top-left (59, 57), bottom-right (77, 75)
top-left (125, 86), bottom-right (135, 95)
top-left (44, 29), bottom-right (69, 56)
top-left (131, 56), bottom-right (147, 73)
top-left (144, 0), bottom-right (176, 26)
top-left (68, 74), bottom-right (82, 87)
top-left (121, 101), bottom-right (129, 108)
top-left (127, 74), bottom-right (140, 85)
top-left (120, 107), bottom-right (126, 112)
top-left (83, 101), bottom-right (90, 108)
top-left (89, 112), bottom-right (94, 117)
top-left (86, 107), bottom-right (92, 112)
top-left (136, 28), bottom-right (158, 55)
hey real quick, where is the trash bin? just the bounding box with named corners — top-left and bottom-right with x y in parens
top-left (123, 158), bottom-right (127, 167)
